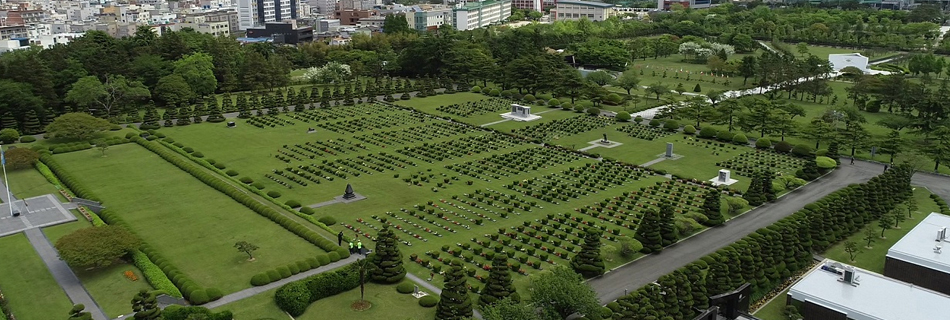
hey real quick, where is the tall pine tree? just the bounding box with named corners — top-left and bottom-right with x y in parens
top-left (479, 253), bottom-right (517, 306)
top-left (744, 171), bottom-right (766, 206)
top-left (22, 109), bottom-right (41, 134)
top-left (635, 209), bottom-right (663, 253)
top-left (659, 202), bottom-right (678, 246)
top-left (571, 228), bottom-right (605, 278)
top-left (702, 188), bottom-right (724, 226)
top-left (131, 289), bottom-right (160, 320)
top-left (369, 225), bottom-right (406, 283)
top-left (761, 170), bottom-right (776, 202)
top-left (436, 261), bottom-right (472, 320)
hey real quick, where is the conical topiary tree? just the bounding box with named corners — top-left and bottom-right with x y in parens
top-left (635, 209), bottom-right (663, 253)
top-left (479, 253), bottom-right (517, 306)
top-left (659, 202), bottom-right (678, 246)
top-left (761, 171), bottom-right (776, 202)
top-left (744, 172), bottom-right (765, 206)
top-left (435, 261), bottom-right (472, 320)
top-left (131, 289), bottom-right (160, 320)
top-left (22, 109), bottom-right (42, 134)
top-left (368, 225), bottom-right (406, 283)
top-left (702, 188), bottom-right (724, 226)
top-left (571, 228), bottom-right (605, 278)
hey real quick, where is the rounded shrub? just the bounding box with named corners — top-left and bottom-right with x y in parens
top-left (296, 260), bottom-right (311, 271)
top-left (267, 190), bottom-right (282, 198)
top-left (252, 182), bottom-right (265, 190)
top-left (328, 251), bottom-right (341, 262)
top-left (634, 115), bottom-right (643, 122)
top-left (305, 257), bottom-right (319, 268)
top-left (587, 107), bottom-right (601, 116)
top-left (561, 102), bottom-right (573, 110)
top-left (683, 125), bottom-right (696, 135)
top-left (183, 147), bottom-right (194, 153)
top-left (287, 263), bottom-right (301, 274)
top-left (275, 281), bottom-right (312, 316)
top-left (240, 177), bottom-right (253, 184)
top-left (615, 112), bottom-right (631, 122)
top-left (755, 138), bottom-right (772, 149)
top-left (523, 94), bottom-right (536, 102)
top-left (316, 254), bottom-right (331, 266)
top-left (481, 87), bottom-right (491, 94)
top-left (648, 119), bottom-right (661, 127)
top-left (192, 152), bottom-right (204, 158)
top-left (716, 130), bottom-right (734, 142)
top-left (548, 98), bottom-right (560, 106)
top-left (155, 132), bottom-right (166, 138)
top-left (774, 141), bottom-right (793, 153)
top-left (19, 136), bottom-right (36, 143)
top-left (663, 120), bottom-right (680, 131)
top-left (206, 288), bottom-right (223, 301)
top-left (266, 270), bottom-right (281, 282)
top-left (205, 159), bottom-right (216, 165)
top-left (226, 170), bottom-right (239, 177)
top-left (489, 89), bottom-right (501, 97)
top-left (397, 282), bottom-right (414, 294)
top-left (792, 144), bottom-right (813, 157)
top-left (277, 266), bottom-right (291, 278)
top-left (213, 162), bottom-right (226, 169)
top-left (816, 156), bottom-right (837, 169)
top-left (300, 207), bottom-right (315, 215)
top-left (732, 133), bottom-right (748, 145)
top-left (318, 216), bottom-right (337, 226)
top-left (606, 93), bottom-right (622, 105)
top-left (419, 295), bottom-right (438, 308)
top-left (285, 200), bottom-right (302, 208)
top-left (250, 273), bottom-right (271, 286)
top-left (109, 124), bottom-right (122, 131)
top-left (173, 142), bottom-right (185, 148)
top-left (189, 289), bottom-right (210, 305)
top-left (471, 85), bottom-right (482, 93)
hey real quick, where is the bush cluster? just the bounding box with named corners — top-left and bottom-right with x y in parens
top-left (19, 136), bottom-right (36, 143)
top-left (275, 264), bottom-right (361, 316)
top-left (419, 295), bottom-right (439, 308)
top-left (133, 137), bottom-right (344, 255)
top-left (131, 249), bottom-right (183, 298)
top-left (251, 254), bottom-right (330, 286)
top-left (285, 200), bottom-right (302, 208)
top-left (318, 216), bottom-right (336, 226)
top-left (397, 282), bottom-right (414, 294)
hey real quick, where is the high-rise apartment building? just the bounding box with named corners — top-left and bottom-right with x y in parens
top-left (237, 0), bottom-right (298, 30)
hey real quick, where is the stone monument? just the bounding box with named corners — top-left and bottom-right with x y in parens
top-left (500, 104), bottom-right (542, 122)
top-left (343, 184), bottom-right (356, 200)
top-left (709, 169), bottom-right (738, 186)
top-left (665, 143), bottom-right (674, 158)
top-left (602, 134), bottom-right (609, 143)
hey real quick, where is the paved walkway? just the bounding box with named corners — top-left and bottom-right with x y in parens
top-left (24, 227), bottom-right (109, 320)
top-left (589, 160), bottom-right (884, 303)
top-left (202, 254), bottom-right (359, 309)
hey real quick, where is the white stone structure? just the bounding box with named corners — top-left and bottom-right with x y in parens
top-left (828, 53), bottom-right (869, 73)
top-left (501, 104), bottom-right (541, 122)
top-left (709, 169), bottom-right (738, 186)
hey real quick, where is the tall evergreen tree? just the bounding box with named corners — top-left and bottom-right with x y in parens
top-left (0, 112), bottom-right (17, 130)
top-left (744, 171), bottom-right (766, 206)
top-left (142, 102), bottom-right (160, 126)
top-left (635, 209), bottom-right (663, 253)
top-left (659, 202), bottom-right (678, 246)
top-left (826, 140), bottom-right (841, 161)
top-left (800, 158), bottom-right (821, 180)
top-left (21, 109), bottom-right (41, 134)
top-left (369, 225), bottom-right (406, 283)
top-left (761, 171), bottom-right (776, 202)
top-left (571, 228), bottom-right (605, 278)
top-left (702, 188), bottom-right (724, 226)
top-left (479, 253), bottom-right (517, 306)
top-left (131, 289), bottom-right (160, 320)
top-left (436, 261), bottom-right (473, 320)
top-left (175, 107), bottom-right (191, 126)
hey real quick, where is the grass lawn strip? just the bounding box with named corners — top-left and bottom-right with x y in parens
top-left (55, 145), bottom-right (323, 294)
top-left (0, 233), bottom-right (73, 320)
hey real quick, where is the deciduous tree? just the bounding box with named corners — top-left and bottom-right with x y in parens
top-left (45, 113), bottom-right (113, 141)
top-left (54, 226), bottom-right (141, 269)
top-left (66, 75), bottom-right (149, 117)
top-left (234, 241), bottom-right (259, 261)
top-left (528, 266), bottom-right (599, 320)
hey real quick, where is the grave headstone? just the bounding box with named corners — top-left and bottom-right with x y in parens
top-left (665, 143), bottom-right (673, 158)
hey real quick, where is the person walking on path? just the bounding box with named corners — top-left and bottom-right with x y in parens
top-left (349, 241), bottom-right (355, 254)
top-left (884, 164), bottom-right (889, 172)
top-left (338, 231), bottom-right (344, 246)
top-left (357, 240), bottom-right (363, 255)
top-left (850, 156), bottom-right (855, 165)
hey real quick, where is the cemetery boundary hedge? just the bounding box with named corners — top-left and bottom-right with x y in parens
top-left (38, 154), bottom-right (192, 300)
top-left (132, 137), bottom-right (347, 257)
top-left (609, 165), bottom-right (914, 319)
top-left (33, 160), bottom-right (106, 226)
top-left (250, 254), bottom-right (332, 286)
top-left (274, 264), bottom-right (360, 316)
top-left (153, 139), bottom-right (340, 239)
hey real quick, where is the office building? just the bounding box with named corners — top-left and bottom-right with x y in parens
top-left (452, 0), bottom-right (511, 31)
top-left (237, 0), bottom-right (298, 30)
top-left (552, 0), bottom-right (612, 21)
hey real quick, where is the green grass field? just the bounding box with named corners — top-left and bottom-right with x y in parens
top-left (0, 234), bottom-right (73, 320)
top-left (55, 145), bottom-right (325, 294)
top-left (218, 282), bottom-right (437, 320)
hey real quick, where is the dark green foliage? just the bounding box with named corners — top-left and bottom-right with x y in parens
top-left (436, 262), bottom-right (472, 320)
top-left (285, 200), bottom-right (301, 208)
top-left (798, 158), bottom-right (821, 180)
top-left (161, 305), bottom-right (232, 320)
top-left (755, 138), bottom-right (772, 149)
top-left (571, 228), bottom-right (606, 278)
top-left (318, 216), bottom-right (336, 225)
top-left (69, 304), bottom-right (92, 320)
top-left (275, 264), bottom-right (361, 316)
top-left (635, 209), bottom-right (663, 253)
top-left (658, 202), bottom-right (678, 246)
top-left (251, 273), bottom-right (271, 286)
top-left (791, 144), bottom-right (813, 157)
top-left (760, 171), bottom-right (776, 202)
top-left (702, 188), bottom-right (724, 226)
top-left (131, 289), bottom-right (160, 320)
top-left (397, 282), bottom-right (414, 294)
top-left (300, 207), bottom-right (315, 215)
top-left (774, 141), bottom-right (793, 153)
top-left (826, 141), bottom-right (841, 160)
top-left (480, 251), bottom-right (517, 306)
top-left (369, 226), bottom-right (406, 283)
top-left (743, 171), bottom-right (766, 206)
top-left (275, 281), bottom-right (311, 316)
top-left (698, 126), bottom-right (718, 138)
top-left (267, 190), bottom-right (281, 198)
top-left (419, 295), bottom-right (439, 307)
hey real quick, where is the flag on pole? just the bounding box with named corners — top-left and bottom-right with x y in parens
top-left (1, 146), bottom-right (5, 166)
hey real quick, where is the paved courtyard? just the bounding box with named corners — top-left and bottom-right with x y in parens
top-left (0, 194), bottom-right (75, 237)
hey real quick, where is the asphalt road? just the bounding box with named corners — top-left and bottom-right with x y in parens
top-left (590, 160), bottom-right (886, 303)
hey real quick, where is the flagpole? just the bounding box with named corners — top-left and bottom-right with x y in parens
top-left (1, 144), bottom-right (12, 217)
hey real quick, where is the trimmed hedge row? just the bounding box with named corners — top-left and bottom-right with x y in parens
top-left (932, 194), bottom-right (950, 214)
top-left (134, 137), bottom-right (346, 256)
top-left (251, 255), bottom-right (328, 286)
top-left (45, 136), bottom-right (132, 154)
top-left (39, 154), bottom-right (100, 202)
top-left (275, 264), bottom-right (361, 316)
top-left (154, 139), bottom-right (341, 238)
top-left (131, 249), bottom-right (183, 298)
